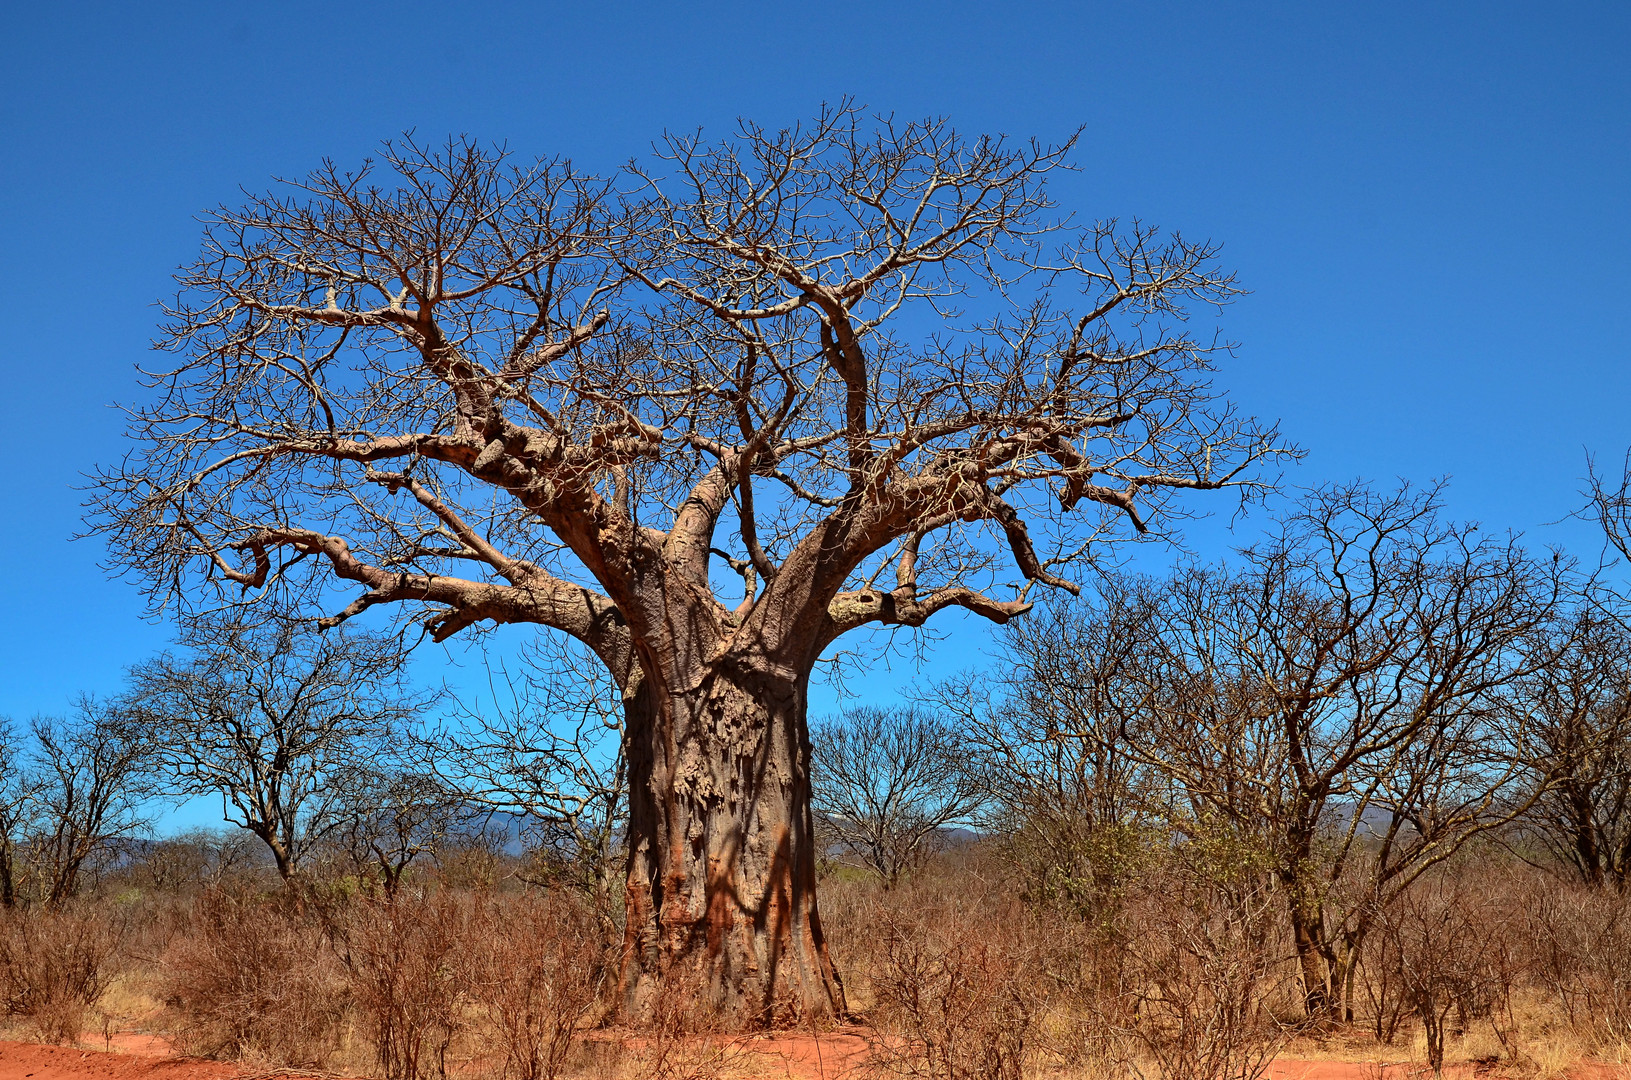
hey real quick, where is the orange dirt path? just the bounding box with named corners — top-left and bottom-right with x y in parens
top-left (1266, 1063), bottom-right (1628, 1080)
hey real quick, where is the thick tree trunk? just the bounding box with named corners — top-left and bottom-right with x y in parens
top-left (619, 661), bottom-right (846, 1027)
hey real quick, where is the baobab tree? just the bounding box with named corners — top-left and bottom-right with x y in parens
top-left (91, 108), bottom-right (1286, 1023)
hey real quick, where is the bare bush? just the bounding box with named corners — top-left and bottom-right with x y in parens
top-left (1118, 852), bottom-right (1292, 1080)
top-left (864, 888), bottom-right (1043, 1080)
top-left (433, 824), bottom-right (511, 890)
top-left (623, 966), bottom-right (757, 1080)
top-left (1522, 878), bottom-right (1631, 1051)
top-left (1372, 872), bottom-right (1517, 1074)
top-left (1356, 921), bottom-right (1411, 1046)
top-left (162, 887), bottom-right (347, 1065)
top-left (0, 904), bottom-right (124, 1043)
top-left (469, 891), bottom-right (601, 1080)
top-left (133, 829), bottom-right (264, 893)
top-left (338, 891), bottom-right (473, 1080)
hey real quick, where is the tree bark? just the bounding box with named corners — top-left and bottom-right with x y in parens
top-left (619, 661), bottom-right (846, 1027)
top-left (251, 824), bottom-right (296, 883)
top-left (1288, 898), bottom-right (1336, 1019)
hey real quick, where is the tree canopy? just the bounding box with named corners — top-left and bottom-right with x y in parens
top-left (92, 108), bottom-right (1289, 666)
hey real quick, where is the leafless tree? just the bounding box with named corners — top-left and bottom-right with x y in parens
top-left (1146, 485), bottom-right (1559, 1020)
top-left (25, 698), bottom-right (157, 906)
top-left (931, 592), bottom-right (1166, 917)
top-left (0, 721), bottom-right (38, 908)
top-left (122, 620), bottom-right (427, 882)
top-left (1503, 597), bottom-right (1631, 887)
top-left (133, 828), bottom-right (263, 893)
top-left (88, 108), bottom-right (1288, 1020)
top-left (332, 768), bottom-right (461, 897)
top-left (1587, 450), bottom-right (1631, 571)
top-left (810, 705), bottom-right (982, 886)
top-left (423, 636), bottom-right (626, 959)
top-left (999, 484), bottom-right (1561, 1019)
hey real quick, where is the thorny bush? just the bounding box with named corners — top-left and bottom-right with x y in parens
top-left (468, 890), bottom-right (603, 1080)
top-left (863, 883), bottom-right (1045, 1080)
top-left (336, 890), bottom-right (474, 1080)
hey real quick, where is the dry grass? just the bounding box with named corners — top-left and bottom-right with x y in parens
top-left (0, 849), bottom-right (1623, 1080)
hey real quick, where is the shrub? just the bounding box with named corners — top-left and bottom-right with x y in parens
top-left (469, 890), bottom-right (601, 1080)
top-left (864, 886), bottom-right (1043, 1080)
top-left (338, 890), bottom-right (473, 1080)
top-left (1366, 870), bottom-right (1521, 1073)
top-left (1118, 859), bottom-right (1290, 1080)
top-left (0, 904), bottom-right (124, 1044)
top-left (1522, 879), bottom-right (1631, 1051)
top-left (161, 886), bottom-right (348, 1065)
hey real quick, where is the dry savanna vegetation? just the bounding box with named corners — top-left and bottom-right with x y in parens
top-left (4, 108), bottom-right (1629, 1080)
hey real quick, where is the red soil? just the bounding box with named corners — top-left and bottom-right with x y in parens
top-left (725, 1029), bottom-right (873, 1078)
top-left (0, 1036), bottom-right (1623, 1080)
top-left (0, 1042), bottom-right (245, 1080)
top-left (1268, 1064), bottom-right (1629, 1080)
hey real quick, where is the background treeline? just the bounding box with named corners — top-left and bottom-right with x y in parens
top-left (5, 480), bottom-right (1631, 1080)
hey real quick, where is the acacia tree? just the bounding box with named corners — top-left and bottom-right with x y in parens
top-left (0, 720), bottom-right (38, 908)
top-left (1051, 485), bottom-right (1559, 1019)
top-left (91, 109), bottom-right (1284, 1022)
top-left (122, 621), bottom-right (425, 882)
top-left (27, 698), bottom-right (157, 905)
top-left (331, 767), bottom-right (460, 896)
top-left (1505, 598), bottom-right (1631, 886)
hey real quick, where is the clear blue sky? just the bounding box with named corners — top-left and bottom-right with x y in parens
top-left (2, 1), bottom-right (1628, 727)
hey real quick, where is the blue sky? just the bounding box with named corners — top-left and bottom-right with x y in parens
top-left (2, 1), bottom-right (1628, 741)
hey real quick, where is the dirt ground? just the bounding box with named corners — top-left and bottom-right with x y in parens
top-left (0, 1037), bottom-right (1624, 1080)
top-left (0, 1041), bottom-right (240, 1080)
